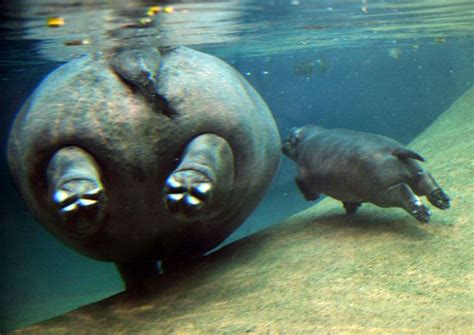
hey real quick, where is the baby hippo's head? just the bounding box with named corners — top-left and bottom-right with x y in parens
top-left (282, 126), bottom-right (305, 160)
top-left (282, 125), bottom-right (324, 160)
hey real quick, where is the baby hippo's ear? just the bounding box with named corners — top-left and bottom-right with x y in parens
top-left (289, 127), bottom-right (304, 145)
top-left (282, 127), bottom-right (303, 160)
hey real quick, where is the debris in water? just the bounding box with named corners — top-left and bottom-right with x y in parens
top-left (47, 17), bottom-right (64, 27)
top-left (293, 58), bottom-right (330, 76)
top-left (121, 16), bottom-right (154, 29)
top-left (147, 6), bottom-right (162, 16)
top-left (388, 47), bottom-right (403, 59)
top-left (163, 6), bottom-right (174, 14)
top-left (64, 39), bottom-right (91, 46)
top-left (361, 0), bottom-right (369, 13)
top-left (302, 25), bottom-right (328, 30)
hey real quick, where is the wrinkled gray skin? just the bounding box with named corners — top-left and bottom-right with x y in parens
top-left (282, 125), bottom-right (450, 223)
top-left (8, 46), bottom-right (280, 290)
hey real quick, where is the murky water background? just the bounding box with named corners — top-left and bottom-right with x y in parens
top-left (0, 0), bottom-right (472, 331)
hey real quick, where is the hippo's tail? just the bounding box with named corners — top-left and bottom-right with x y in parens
top-left (392, 148), bottom-right (425, 162)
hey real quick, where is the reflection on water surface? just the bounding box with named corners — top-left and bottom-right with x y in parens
top-left (1, 0), bottom-right (473, 64)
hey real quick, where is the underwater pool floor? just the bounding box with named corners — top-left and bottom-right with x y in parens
top-left (12, 87), bottom-right (473, 334)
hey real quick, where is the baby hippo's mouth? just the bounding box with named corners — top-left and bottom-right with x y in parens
top-left (281, 138), bottom-right (294, 157)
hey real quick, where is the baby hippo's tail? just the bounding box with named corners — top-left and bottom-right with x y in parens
top-left (392, 148), bottom-right (425, 162)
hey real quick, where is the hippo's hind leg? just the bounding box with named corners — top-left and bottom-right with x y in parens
top-left (403, 159), bottom-right (450, 210)
top-left (412, 171), bottom-right (450, 210)
top-left (116, 261), bottom-right (160, 292)
top-left (381, 183), bottom-right (431, 223)
top-left (47, 146), bottom-right (107, 236)
top-left (164, 134), bottom-right (234, 221)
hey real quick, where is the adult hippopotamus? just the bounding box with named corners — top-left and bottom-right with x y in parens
top-left (282, 125), bottom-right (449, 223)
top-left (8, 46), bottom-right (280, 290)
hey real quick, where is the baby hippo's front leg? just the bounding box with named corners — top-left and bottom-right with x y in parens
top-left (164, 134), bottom-right (234, 221)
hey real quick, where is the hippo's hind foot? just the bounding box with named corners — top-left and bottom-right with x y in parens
top-left (384, 183), bottom-right (431, 223)
top-left (47, 146), bottom-right (107, 236)
top-left (165, 170), bottom-right (212, 217)
top-left (427, 188), bottom-right (450, 210)
top-left (404, 162), bottom-right (451, 210)
top-left (408, 199), bottom-right (431, 223)
top-left (164, 134), bottom-right (234, 221)
top-left (343, 202), bottom-right (362, 215)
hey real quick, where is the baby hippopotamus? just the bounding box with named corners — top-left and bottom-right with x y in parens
top-left (282, 125), bottom-right (450, 223)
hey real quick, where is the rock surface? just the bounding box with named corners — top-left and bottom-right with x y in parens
top-left (13, 87), bottom-right (473, 334)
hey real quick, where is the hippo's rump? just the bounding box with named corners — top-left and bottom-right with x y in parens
top-left (8, 47), bottom-right (280, 261)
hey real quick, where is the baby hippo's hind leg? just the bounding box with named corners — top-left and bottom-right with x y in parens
top-left (164, 134), bottom-right (234, 221)
top-left (403, 159), bottom-right (450, 210)
top-left (47, 146), bottom-right (107, 236)
top-left (343, 202), bottom-right (362, 215)
top-left (381, 183), bottom-right (431, 223)
top-left (412, 171), bottom-right (450, 210)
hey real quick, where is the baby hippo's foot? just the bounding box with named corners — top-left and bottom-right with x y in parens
top-left (343, 202), bottom-right (362, 215)
top-left (53, 178), bottom-right (107, 235)
top-left (164, 170), bottom-right (213, 221)
top-left (409, 199), bottom-right (431, 223)
top-left (427, 189), bottom-right (450, 210)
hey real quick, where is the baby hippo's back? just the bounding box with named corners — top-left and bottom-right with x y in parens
top-left (296, 126), bottom-right (411, 203)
